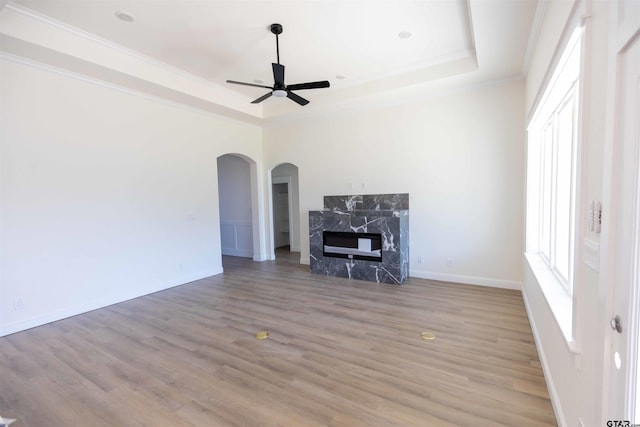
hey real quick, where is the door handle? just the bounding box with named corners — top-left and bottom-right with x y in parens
top-left (610, 315), bottom-right (623, 333)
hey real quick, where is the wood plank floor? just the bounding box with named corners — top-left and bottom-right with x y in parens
top-left (0, 250), bottom-right (557, 426)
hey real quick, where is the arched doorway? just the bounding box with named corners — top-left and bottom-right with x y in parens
top-left (217, 154), bottom-right (253, 258)
top-left (270, 163), bottom-right (300, 261)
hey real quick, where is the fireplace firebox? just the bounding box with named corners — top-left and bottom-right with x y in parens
top-left (323, 231), bottom-right (382, 262)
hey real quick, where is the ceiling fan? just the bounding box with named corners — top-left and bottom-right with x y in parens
top-left (226, 23), bottom-right (330, 106)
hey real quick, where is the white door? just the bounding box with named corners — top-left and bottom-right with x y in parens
top-left (605, 0), bottom-right (640, 421)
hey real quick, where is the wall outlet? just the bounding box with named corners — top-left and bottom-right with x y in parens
top-left (14, 298), bottom-right (24, 310)
top-left (417, 256), bottom-right (423, 264)
top-left (446, 258), bottom-right (453, 267)
top-left (583, 239), bottom-right (600, 272)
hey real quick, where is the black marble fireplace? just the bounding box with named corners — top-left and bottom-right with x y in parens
top-left (309, 193), bottom-right (409, 285)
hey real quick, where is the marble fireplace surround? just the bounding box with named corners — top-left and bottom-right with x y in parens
top-left (309, 193), bottom-right (409, 285)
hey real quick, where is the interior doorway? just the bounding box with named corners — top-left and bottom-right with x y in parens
top-left (270, 163), bottom-right (300, 260)
top-left (272, 181), bottom-right (291, 250)
top-left (217, 154), bottom-right (253, 258)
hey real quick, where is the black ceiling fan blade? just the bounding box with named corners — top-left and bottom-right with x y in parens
top-left (272, 63), bottom-right (285, 87)
top-left (226, 80), bottom-right (273, 89)
top-left (251, 92), bottom-right (273, 104)
top-left (286, 91), bottom-right (309, 106)
top-left (286, 81), bottom-right (330, 91)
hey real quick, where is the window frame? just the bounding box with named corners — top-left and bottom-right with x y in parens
top-left (525, 23), bottom-right (586, 350)
top-left (535, 80), bottom-right (580, 294)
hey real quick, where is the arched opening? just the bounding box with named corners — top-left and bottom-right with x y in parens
top-left (270, 163), bottom-right (300, 262)
top-left (217, 154), bottom-right (254, 259)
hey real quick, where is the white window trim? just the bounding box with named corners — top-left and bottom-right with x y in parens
top-left (525, 2), bottom-right (589, 356)
top-left (526, 252), bottom-right (576, 347)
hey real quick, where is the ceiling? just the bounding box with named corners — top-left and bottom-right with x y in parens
top-left (0, 0), bottom-right (540, 124)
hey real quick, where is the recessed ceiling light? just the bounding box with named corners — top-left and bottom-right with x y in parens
top-left (398, 30), bottom-right (412, 39)
top-left (336, 74), bottom-right (346, 80)
top-left (253, 79), bottom-right (265, 84)
top-left (115, 11), bottom-right (135, 22)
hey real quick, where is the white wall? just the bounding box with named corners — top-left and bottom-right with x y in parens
top-left (522, 0), bottom-right (610, 425)
top-left (264, 79), bottom-right (525, 289)
top-left (271, 163), bottom-right (301, 252)
top-left (217, 154), bottom-right (253, 258)
top-left (0, 57), bottom-right (262, 336)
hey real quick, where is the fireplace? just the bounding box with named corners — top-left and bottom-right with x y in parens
top-left (323, 231), bottom-right (382, 262)
top-left (309, 193), bottom-right (409, 285)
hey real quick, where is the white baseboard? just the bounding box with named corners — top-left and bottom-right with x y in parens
top-left (521, 288), bottom-right (567, 427)
top-left (409, 269), bottom-right (522, 290)
top-left (300, 264), bottom-right (518, 289)
top-left (0, 267), bottom-right (223, 337)
top-left (222, 248), bottom-right (253, 258)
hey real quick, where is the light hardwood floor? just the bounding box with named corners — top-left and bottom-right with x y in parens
top-left (1, 250), bottom-right (557, 426)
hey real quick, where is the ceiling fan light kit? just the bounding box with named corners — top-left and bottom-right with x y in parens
top-left (226, 23), bottom-right (330, 106)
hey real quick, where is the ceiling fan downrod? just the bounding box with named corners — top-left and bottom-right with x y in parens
top-left (271, 23), bottom-right (283, 64)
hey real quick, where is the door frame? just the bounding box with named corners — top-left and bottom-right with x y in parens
top-left (600, 0), bottom-right (640, 422)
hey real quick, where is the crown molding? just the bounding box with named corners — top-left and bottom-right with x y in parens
top-left (521, 0), bottom-right (549, 76)
top-left (263, 74), bottom-right (524, 128)
top-left (0, 51), bottom-right (262, 127)
top-left (3, 2), bottom-right (227, 92)
top-left (1, 2), bottom-right (262, 120)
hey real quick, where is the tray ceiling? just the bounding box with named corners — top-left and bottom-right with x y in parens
top-left (0, 0), bottom-right (539, 123)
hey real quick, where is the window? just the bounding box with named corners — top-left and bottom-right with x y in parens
top-left (526, 27), bottom-right (582, 338)
top-left (536, 81), bottom-right (579, 292)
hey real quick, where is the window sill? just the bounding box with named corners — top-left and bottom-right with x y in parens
top-left (525, 252), bottom-right (579, 355)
